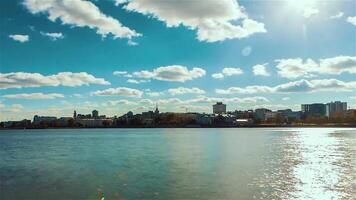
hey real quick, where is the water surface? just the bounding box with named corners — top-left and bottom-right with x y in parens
top-left (0, 128), bottom-right (355, 200)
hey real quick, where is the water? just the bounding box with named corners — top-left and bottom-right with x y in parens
top-left (0, 128), bottom-right (355, 200)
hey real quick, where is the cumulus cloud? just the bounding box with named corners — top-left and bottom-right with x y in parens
top-left (24, 0), bottom-right (140, 39)
top-left (275, 56), bottom-right (356, 79)
top-left (133, 65), bottom-right (206, 82)
top-left (303, 7), bottom-right (319, 18)
top-left (319, 56), bottom-right (356, 74)
top-left (106, 99), bottom-right (137, 106)
top-left (9, 34), bottom-right (29, 42)
top-left (168, 87), bottom-right (205, 95)
top-left (216, 79), bottom-right (356, 94)
top-left (118, 0), bottom-right (266, 42)
top-left (91, 87), bottom-right (143, 97)
top-left (3, 93), bottom-right (64, 99)
top-left (212, 67), bottom-right (243, 79)
top-left (346, 16), bottom-right (356, 25)
top-left (40, 32), bottom-right (64, 40)
top-left (0, 72), bottom-right (110, 89)
top-left (211, 73), bottom-right (224, 79)
top-left (146, 92), bottom-right (163, 97)
top-left (127, 79), bottom-right (150, 84)
top-left (186, 96), bottom-right (269, 104)
top-left (330, 12), bottom-right (344, 19)
top-left (252, 63), bottom-right (270, 76)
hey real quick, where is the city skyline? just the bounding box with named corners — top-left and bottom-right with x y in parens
top-left (1, 0), bottom-right (356, 121)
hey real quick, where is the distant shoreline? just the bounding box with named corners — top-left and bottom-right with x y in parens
top-left (1, 124), bottom-right (355, 130)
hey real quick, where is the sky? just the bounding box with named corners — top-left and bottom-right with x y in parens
top-left (0, 0), bottom-right (355, 121)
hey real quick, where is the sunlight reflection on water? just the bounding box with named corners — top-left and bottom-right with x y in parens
top-left (252, 128), bottom-right (355, 200)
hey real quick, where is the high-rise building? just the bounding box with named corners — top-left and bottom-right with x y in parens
top-left (92, 110), bottom-right (99, 118)
top-left (301, 103), bottom-right (326, 116)
top-left (326, 101), bottom-right (347, 117)
top-left (213, 102), bottom-right (226, 114)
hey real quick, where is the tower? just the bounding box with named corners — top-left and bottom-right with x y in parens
top-left (73, 110), bottom-right (77, 119)
top-left (154, 103), bottom-right (159, 115)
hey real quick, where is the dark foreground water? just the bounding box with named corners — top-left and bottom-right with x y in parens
top-left (0, 128), bottom-right (355, 200)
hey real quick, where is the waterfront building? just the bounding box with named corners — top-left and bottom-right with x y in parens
top-left (2, 119), bottom-right (31, 128)
top-left (33, 115), bottom-right (57, 125)
top-left (265, 112), bottom-right (278, 120)
top-left (76, 118), bottom-right (112, 127)
top-left (301, 103), bottom-right (326, 117)
top-left (254, 108), bottom-right (271, 121)
top-left (277, 109), bottom-right (301, 120)
top-left (213, 102), bottom-right (226, 114)
top-left (326, 101), bottom-right (347, 118)
top-left (92, 110), bottom-right (99, 118)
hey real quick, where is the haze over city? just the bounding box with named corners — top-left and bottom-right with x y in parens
top-left (1, 0), bottom-right (355, 121)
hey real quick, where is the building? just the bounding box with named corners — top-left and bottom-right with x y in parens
top-left (92, 110), bottom-right (99, 118)
top-left (277, 109), bottom-right (301, 120)
top-left (33, 115), bottom-right (57, 125)
top-left (213, 102), bottom-right (226, 114)
top-left (301, 103), bottom-right (326, 117)
top-left (2, 119), bottom-right (31, 128)
top-left (76, 118), bottom-right (112, 127)
top-left (326, 101), bottom-right (347, 118)
top-left (254, 108), bottom-right (271, 121)
top-left (265, 112), bottom-right (279, 120)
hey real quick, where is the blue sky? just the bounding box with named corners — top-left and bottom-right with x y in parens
top-left (0, 0), bottom-right (355, 120)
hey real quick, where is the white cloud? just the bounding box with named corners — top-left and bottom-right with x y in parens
top-left (91, 87), bottom-right (143, 97)
top-left (0, 104), bottom-right (23, 113)
top-left (222, 67), bottom-right (244, 76)
top-left (275, 58), bottom-right (318, 79)
top-left (9, 34), bottom-right (29, 42)
top-left (275, 56), bottom-right (356, 79)
top-left (146, 92), bottom-right (163, 97)
top-left (168, 87), bottom-right (205, 95)
top-left (0, 72), bottom-right (110, 89)
top-left (319, 56), bottom-right (356, 74)
top-left (303, 7), bottom-right (319, 18)
top-left (106, 99), bottom-right (137, 106)
top-left (212, 73), bottom-right (224, 79)
top-left (350, 96), bottom-right (356, 100)
top-left (186, 96), bottom-right (269, 104)
top-left (113, 71), bottom-right (128, 76)
top-left (127, 79), bottom-right (150, 84)
top-left (330, 12), bottom-right (344, 19)
top-left (119, 0), bottom-right (266, 42)
top-left (242, 46), bottom-right (252, 56)
top-left (3, 93), bottom-right (64, 99)
top-left (282, 97), bottom-right (290, 101)
top-left (133, 65), bottom-right (205, 82)
top-left (216, 79), bottom-right (356, 94)
top-left (346, 16), bottom-right (356, 25)
top-left (24, 0), bottom-right (140, 39)
top-left (212, 67), bottom-right (243, 79)
top-left (127, 39), bottom-right (138, 46)
top-left (40, 32), bottom-right (64, 40)
top-left (252, 63), bottom-right (270, 76)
